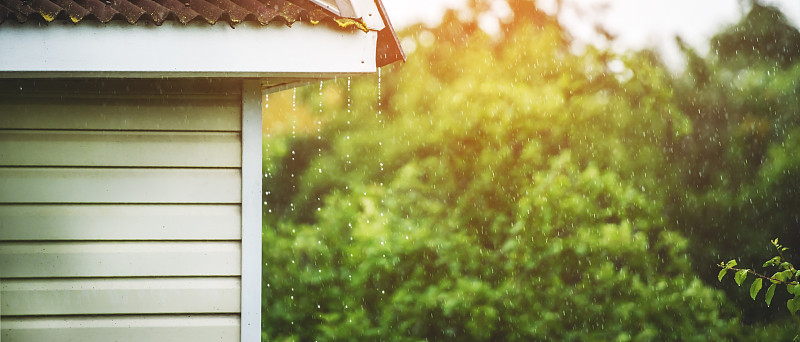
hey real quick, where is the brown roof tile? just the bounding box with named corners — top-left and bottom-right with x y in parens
top-left (72, 0), bottom-right (119, 22)
top-left (154, 0), bottom-right (199, 24)
top-left (128, 0), bottom-right (170, 24)
top-left (184, 0), bottom-right (222, 24)
top-left (29, 0), bottom-right (63, 21)
top-left (109, 0), bottom-right (147, 23)
top-left (205, 0), bottom-right (249, 23)
top-left (50, 0), bottom-right (90, 22)
top-left (0, 0), bottom-right (345, 25)
top-left (1, 0), bottom-right (36, 22)
top-left (229, 0), bottom-right (273, 24)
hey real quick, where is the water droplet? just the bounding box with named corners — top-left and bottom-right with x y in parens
top-left (292, 87), bottom-right (296, 112)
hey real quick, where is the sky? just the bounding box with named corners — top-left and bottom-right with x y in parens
top-left (381, 0), bottom-right (800, 69)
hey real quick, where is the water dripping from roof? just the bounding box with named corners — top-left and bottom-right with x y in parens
top-left (318, 81), bottom-right (324, 142)
top-left (317, 81), bottom-right (324, 213)
top-left (377, 68), bottom-right (384, 172)
top-left (346, 77), bottom-right (352, 169)
top-left (263, 91), bottom-right (270, 212)
top-left (346, 76), bottom-right (352, 115)
top-left (292, 87), bottom-right (297, 113)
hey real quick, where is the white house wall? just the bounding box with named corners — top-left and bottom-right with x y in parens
top-left (0, 79), bottom-right (246, 342)
top-left (0, 21), bottom-right (378, 78)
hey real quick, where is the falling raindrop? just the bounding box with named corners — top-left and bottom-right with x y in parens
top-left (316, 81), bottom-right (325, 218)
top-left (346, 77), bottom-right (352, 169)
top-left (346, 76), bottom-right (352, 115)
top-left (292, 87), bottom-right (296, 112)
top-left (377, 67), bottom-right (382, 119)
top-left (318, 82), bottom-right (324, 141)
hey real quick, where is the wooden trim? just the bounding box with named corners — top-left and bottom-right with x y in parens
top-left (240, 80), bottom-right (262, 342)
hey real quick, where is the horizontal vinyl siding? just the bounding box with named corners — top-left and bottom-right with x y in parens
top-left (0, 79), bottom-right (244, 342)
top-left (0, 204), bottom-right (240, 240)
top-left (1, 315), bottom-right (240, 342)
top-left (0, 168), bottom-right (241, 203)
top-left (2, 278), bottom-right (240, 315)
top-left (0, 241), bottom-right (241, 277)
top-left (0, 130), bottom-right (242, 167)
top-left (0, 95), bottom-right (241, 131)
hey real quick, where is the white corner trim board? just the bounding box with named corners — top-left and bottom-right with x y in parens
top-left (240, 80), bottom-right (262, 342)
top-left (0, 21), bottom-right (378, 77)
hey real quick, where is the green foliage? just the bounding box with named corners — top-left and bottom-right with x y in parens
top-left (669, 3), bottom-right (800, 329)
top-left (766, 283), bottom-right (776, 307)
top-left (750, 278), bottom-right (763, 300)
top-left (711, 3), bottom-right (800, 69)
top-left (718, 239), bottom-right (800, 338)
top-left (736, 269), bottom-right (749, 287)
top-left (262, 2), bottom-right (800, 341)
top-left (260, 6), bottom-right (751, 341)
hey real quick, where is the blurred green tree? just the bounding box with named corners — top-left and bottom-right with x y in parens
top-left (259, 3), bottom-right (761, 339)
top-left (669, 3), bottom-right (800, 328)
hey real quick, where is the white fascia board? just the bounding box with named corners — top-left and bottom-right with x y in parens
top-left (0, 21), bottom-right (377, 78)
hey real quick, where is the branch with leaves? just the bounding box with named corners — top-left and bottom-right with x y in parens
top-left (718, 239), bottom-right (800, 312)
top-left (718, 238), bottom-right (800, 340)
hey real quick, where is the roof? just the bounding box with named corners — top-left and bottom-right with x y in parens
top-left (0, 0), bottom-right (405, 67)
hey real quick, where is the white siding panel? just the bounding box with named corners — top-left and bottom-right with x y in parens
top-left (0, 97), bottom-right (241, 131)
top-left (0, 168), bottom-right (241, 203)
top-left (0, 79), bottom-right (248, 341)
top-left (0, 242), bottom-right (241, 278)
top-left (1, 315), bottom-right (240, 342)
top-left (0, 131), bottom-right (242, 167)
top-left (1, 278), bottom-right (240, 315)
top-left (0, 204), bottom-right (241, 241)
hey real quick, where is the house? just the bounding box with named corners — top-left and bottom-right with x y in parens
top-left (0, 0), bottom-right (404, 340)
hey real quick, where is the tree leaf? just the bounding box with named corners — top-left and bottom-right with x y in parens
top-left (789, 284), bottom-right (797, 295)
top-left (726, 260), bottom-right (738, 268)
top-left (750, 278), bottom-right (763, 300)
top-left (735, 269), bottom-right (748, 286)
top-left (766, 283), bottom-right (776, 307)
top-left (787, 296), bottom-right (800, 315)
top-left (718, 268), bottom-right (728, 282)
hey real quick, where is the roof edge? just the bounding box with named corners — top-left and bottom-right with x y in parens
top-left (373, 0), bottom-right (405, 67)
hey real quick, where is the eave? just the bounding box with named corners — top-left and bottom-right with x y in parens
top-left (0, 0), bottom-right (404, 89)
top-left (0, 20), bottom-right (378, 91)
